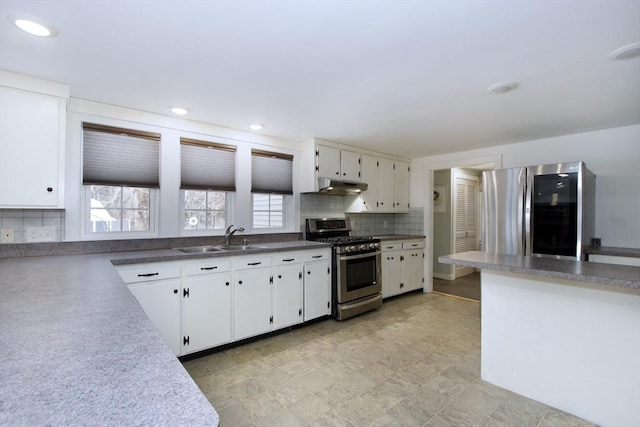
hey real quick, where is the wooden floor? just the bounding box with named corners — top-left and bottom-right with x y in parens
top-left (433, 272), bottom-right (481, 301)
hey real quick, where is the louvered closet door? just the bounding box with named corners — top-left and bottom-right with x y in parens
top-left (454, 176), bottom-right (478, 278)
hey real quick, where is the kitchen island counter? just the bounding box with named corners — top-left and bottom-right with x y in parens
top-left (439, 251), bottom-right (640, 427)
top-left (0, 251), bottom-right (220, 426)
top-left (439, 250), bottom-right (640, 289)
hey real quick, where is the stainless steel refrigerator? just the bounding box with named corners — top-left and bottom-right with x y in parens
top-left (482, 161), bottom-right (595, 260)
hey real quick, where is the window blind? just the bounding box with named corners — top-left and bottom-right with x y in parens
top-left (251, 149), bottom-right (294, 195)
top-left (180, 138), bottom-right (236, 191)
top-left (82, 123), bottom-right (161, 187)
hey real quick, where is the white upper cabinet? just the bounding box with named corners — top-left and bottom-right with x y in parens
top-left (348, 155), bottom-right (409, 214)
top-left (339, 149), bottom-right (361, 182)
top-left (378, 157), bottom-right (395, 213)
top-left (315, 144), bottom-right (361, 182)
top-left (316, 144), bottom-right (341, 179)
top-left (0, 72), bottom-right (69, 208)
top-left (360, 154), bottom-right (379, 212)
top-left (394, 160), bottom-right (410, 213)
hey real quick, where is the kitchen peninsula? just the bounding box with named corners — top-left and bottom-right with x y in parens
top-left (0, 236), bottom-right (333, 424)
top-left (439, 251), bottom-right (640, 427)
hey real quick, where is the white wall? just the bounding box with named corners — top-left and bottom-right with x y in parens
top-left (412, 125), bottom-right (640, 289)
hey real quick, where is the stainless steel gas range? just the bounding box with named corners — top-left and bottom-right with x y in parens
top-left (306, 218), bottom-right (382, 320)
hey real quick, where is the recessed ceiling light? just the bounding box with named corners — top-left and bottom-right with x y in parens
top-left (170, 107), bottom-right (189, 115)
top-left (249, 124), bottom-right (264, 131)
top-left (487, 82), bottom-right (518, 95)
top-left (8, 13), bottom-right (57, 37)
top-left (609, 42), bottom-right (640, 60)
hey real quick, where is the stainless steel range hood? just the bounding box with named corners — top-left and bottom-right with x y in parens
top-left (308, 177), bottom-right (368, 196)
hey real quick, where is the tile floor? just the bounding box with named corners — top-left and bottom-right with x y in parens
top-left (182, 292), bottom-right (596, 427)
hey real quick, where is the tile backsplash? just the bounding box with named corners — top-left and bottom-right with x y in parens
top-left (0, 210), bottom-right (65, 243)
top-left (300, 194), bottom-right (424, 236)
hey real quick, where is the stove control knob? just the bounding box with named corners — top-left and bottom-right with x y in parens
top-left (350, 245), bottom-right (356, 252)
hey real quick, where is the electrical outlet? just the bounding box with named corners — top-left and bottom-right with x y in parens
top-left (26, 226), bottom-right (56, 242)
top-left (1, 228), bottom-right (14, 243)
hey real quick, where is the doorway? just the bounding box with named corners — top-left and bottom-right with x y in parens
top-left (431, 164), bottom-right (493, 301)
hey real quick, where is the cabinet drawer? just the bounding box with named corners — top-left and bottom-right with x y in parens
top-left (381, 242), bottom-right (402, 251)
top-left (273, 251), bottom-right (302, 266)
top-left (232, 255), bottom-right (272, 270)
top-left (116, 262), bottom-right (181, 284)
top-left (183, 259), bottom-right (231, 276)
top-left (402, 240), bottom-right (425, 250)
top-left (303, 249), bottom-right (331, 263)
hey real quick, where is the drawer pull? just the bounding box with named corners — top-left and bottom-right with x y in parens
top-left (247, 262), bottom-right (262, 266)
top-left (137, 273), bottom-right (159, 277)
top-left (282, 258), bottom-right (295, 262)
top-left (312, 255), bottom-right (323, 259)
top-left (201, 266), bottom-right (218, 271)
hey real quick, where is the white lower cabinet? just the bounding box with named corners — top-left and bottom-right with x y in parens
top-left (233, 255), bottom-right (273, 341)
top-left (381, 242), bottom-right (403, 298)
top-left (181, 259), bottom-right (232, 354)
top-left (117, 247), bottom-right (332, 356)
top-left (116, 262), bottom-right (182, 355)
top-left (273, 252), bottom-right (304, 329)
top-left (303, 249), bottom-right (332, 321)
top-left (381, 239), bottom-right (425, 298)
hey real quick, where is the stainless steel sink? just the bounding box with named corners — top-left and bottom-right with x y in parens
top-left (174, 246), bottom-right (223, 254)
top-left (216, 245), bottom-right (266, 251)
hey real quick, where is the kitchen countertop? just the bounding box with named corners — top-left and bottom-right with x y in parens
top-left (374, 234), bottom-right (426, 241)
top-left (0, 240), bottom-right (329, 425)
top-left (585, 245), bottom-right (640, 258)
top-left (439, 251), bottom-right (640, 290)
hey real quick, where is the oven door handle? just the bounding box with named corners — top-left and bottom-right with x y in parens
top-left (338, 251), bottom-right (381, 261)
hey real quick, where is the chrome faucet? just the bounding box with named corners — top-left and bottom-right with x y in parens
top-left (224, 225), bottom-right (244, 246)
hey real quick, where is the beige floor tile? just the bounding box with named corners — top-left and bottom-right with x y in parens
top-left (239, 391), bottom-right (285, 420)
top-left (335, 394), bottom-right (387, 427)
top-left (314, 383), bottom-right (357, 409)
top-left (489, 392), bottom-right (549, 427)
top-left (288, 394), bottom-right (333, 425)
top-left (539, 407), bottom-right (598, 427)
top-left (225, 377), bottom-right (265, 400)
top-left (308, 410), bottom-right (356, 427)
top-left (270, 379), bottom-right (315, 407)
top-left (216, 403), bottom-right (254, 427)
top-left (428, 400), bottom-right (487, 426)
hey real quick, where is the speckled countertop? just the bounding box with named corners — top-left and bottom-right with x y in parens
top-left (585, 246), bottom-right (640, 258)
top-left (439, 251), bottom-right (640, 290)
top-left (0, 239), bottom-right (331, 425)
top-left (373, 234), bottom-right (426, 241)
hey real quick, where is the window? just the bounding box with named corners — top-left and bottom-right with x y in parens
top-left (83, 123), bottom-right (160, 236)
top-left (252, 194), bottom-right (284, 228)
top-left (89, 185), bottom-right (151, 232)
top-left (183, 190), bottom-right (228, 230)
top-left (251, 149), bottom-right (293, 230)
top-left (180, 138), bottom-right (236, 232)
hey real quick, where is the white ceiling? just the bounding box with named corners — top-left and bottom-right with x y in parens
top-left (1, 0), bottom-right (639, 159)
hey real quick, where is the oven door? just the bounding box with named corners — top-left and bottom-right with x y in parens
top-left (336, 251), bottom-right (381, 303)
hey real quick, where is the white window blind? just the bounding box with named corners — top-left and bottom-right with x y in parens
top-left (180, 138), bottom-right (236, 191)
top-left (251, 149), bottom-right (294, 195)
top-left (83, 123), bottom-right (160, 187)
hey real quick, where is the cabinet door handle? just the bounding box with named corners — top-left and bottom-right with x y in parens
top-left (282, 258), bottom-right (295, 262)
top-left (247, 262), bottom-right (262, 266)
top-left (183, 288), bottom-right (189, 297)
top-left (183, 336), bottom-right (190, 346)
top-left (299, 308), bottom-right (302, 317)
top-left (312, 255), bottom-right (322, 259)
top-left (173, 289), bottom-right (178, 294)
top-left (225, 282), bottom-right (230, 286)
top-left (201, 266), bottom-right (218, 271)
top-left (238, 280), bottom-right (243, 285)
top-left (137, 273), bottom-right (159, 277)
top-left (46, 187), bottom-right (53, 192)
